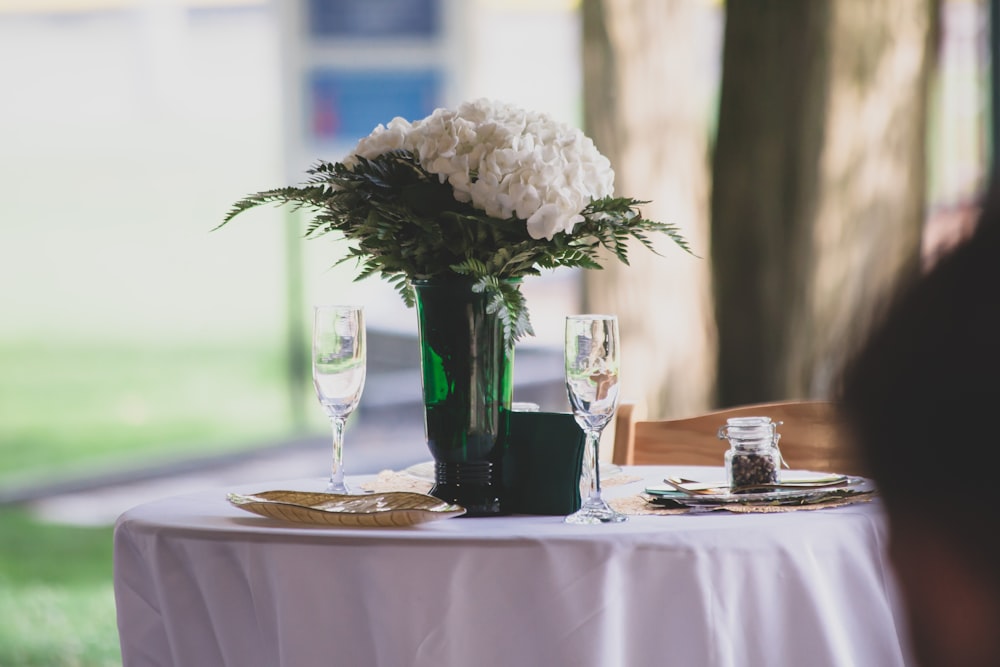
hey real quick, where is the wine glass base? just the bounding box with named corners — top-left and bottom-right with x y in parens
top-left (564, 499), bottom-right (628, 524)
top-left (325, 479), bottom-right (371, 495)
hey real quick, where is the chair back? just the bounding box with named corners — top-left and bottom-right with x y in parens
top-left (612, 400), bottom-right (866, 476)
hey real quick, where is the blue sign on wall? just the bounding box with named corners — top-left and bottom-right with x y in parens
top-left (308, 69), bottom-right (442, 144)
top-left (307, 0), bottom-right (440, 39)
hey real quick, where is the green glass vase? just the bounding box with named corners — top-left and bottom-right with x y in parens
top-left (413, 279), bottom-right (515, 516)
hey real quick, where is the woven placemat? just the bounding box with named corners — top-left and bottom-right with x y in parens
top-left (361, 469), bottom-right (642, 494)
top-left (608, 495), bottom-right (689, 515)
top-left (361, 470), bottom-right (433, 494)
top-left (362, 471), bottom-right (874, 516)
top-left (603, 474), bottom-right (642, 487)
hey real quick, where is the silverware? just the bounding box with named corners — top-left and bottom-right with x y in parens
top-left (662, 474), bottom-right (850, 495)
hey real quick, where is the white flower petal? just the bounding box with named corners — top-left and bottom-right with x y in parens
top-left (341, 99), bottom-right (616, 238)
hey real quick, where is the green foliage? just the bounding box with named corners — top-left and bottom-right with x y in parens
top-left (220, 150), bottom-right (691, 347)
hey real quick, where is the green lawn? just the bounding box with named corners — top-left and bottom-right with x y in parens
top-left (0, 339), bottom-right (306, 666)
top-left (0, 340), bottom-right (299, 486)
top-left (0, 509), bottom-right (119, 667)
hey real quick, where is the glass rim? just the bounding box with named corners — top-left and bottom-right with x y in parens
top-left (566, 314), bottom-right (617, 321)
top-left (313, 304), bottom-right (365, 312)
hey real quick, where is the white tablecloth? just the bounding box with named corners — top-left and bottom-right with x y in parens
top-left (113, 466), bottom-right (912, 667)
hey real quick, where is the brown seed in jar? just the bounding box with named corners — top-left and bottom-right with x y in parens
top-left (731, 453), bottom-right (778, 492)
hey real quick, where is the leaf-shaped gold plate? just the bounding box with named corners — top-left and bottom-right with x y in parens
top-left (227, 490), bottom-right (466, 527)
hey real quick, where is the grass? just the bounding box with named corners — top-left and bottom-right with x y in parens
top-left (0, 338), bottom-right (308, 667)
top-left (0, 340), bottom-right (301, 486)
top-left (0, 508), bottom-right (119, 667)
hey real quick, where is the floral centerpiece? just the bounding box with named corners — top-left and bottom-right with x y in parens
top-left (219, 99), bottom-right (689, 515)
top-left (220, 98), bottom-right (688, 345)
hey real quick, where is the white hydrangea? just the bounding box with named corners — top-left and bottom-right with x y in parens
top-left (344, 99), bottom-right (616, 241)
top-left (342, 116), bottom-right (412, 166)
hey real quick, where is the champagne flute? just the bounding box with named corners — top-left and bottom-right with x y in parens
top-left (313, 305), bottom-right (367, 494)
top-left (564, 315), bottom-right (627, 524)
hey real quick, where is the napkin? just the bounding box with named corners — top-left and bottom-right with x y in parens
top-left (503, 411), bottom-right (586, 515)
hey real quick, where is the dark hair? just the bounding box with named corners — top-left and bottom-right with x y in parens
top-left (838, 200), bottom-right (1000, 568)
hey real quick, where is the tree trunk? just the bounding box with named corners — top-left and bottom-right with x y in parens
top-left (581, 0), bottom-right (717, 419)
top-left (712, 0), bottom-right (939, 406)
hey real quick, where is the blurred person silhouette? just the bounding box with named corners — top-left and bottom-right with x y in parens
top-left (838, 191), bottom-right (1000, 667)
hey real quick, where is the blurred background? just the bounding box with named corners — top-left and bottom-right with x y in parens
top-left (0, 0), bottom-right (988, 664)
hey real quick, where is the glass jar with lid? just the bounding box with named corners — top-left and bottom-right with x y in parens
top-left (718, 416), bottom-right (783, 492)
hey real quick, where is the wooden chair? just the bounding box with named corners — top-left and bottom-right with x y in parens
top-left (612, 400), bottom-right (866, 476)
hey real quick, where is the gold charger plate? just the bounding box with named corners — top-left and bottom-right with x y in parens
top-left (227, 490), bottom-right (466, 527)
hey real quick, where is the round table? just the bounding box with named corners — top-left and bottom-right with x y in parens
top-left (113, 465), bottom-right (912, 667)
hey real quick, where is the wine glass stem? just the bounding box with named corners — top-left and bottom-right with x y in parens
top-left (329, 416), bottom-right (347, 492)
top-left (583, 428), bottom-right (603, 502)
